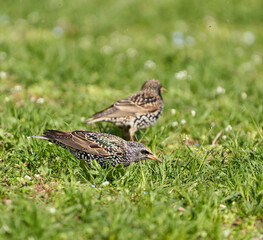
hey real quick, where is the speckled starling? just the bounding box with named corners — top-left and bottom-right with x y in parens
top-left (85, 79), bottom-right (166, 141)
top-left (33, 130), bottom-right (161, 168)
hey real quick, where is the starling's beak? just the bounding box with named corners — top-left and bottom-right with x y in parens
top-left (161, 87), bottom-right (167, 92)
top-left (147, 154), bottom-right (162, 162)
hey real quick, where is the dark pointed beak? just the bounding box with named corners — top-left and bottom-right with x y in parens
top-left (161, 87), bottom-right (167, 92)
top-left (147, 154), bottom-right (162, 162)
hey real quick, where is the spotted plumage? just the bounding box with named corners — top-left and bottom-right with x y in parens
top-left (33, 130), bottom-right (161, 168)
top-left (85, 79), bottom-right (166, 141)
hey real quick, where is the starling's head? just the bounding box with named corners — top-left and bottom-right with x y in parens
top-left (141, 79), bottom-right (166, 94)
top-left (126, 141), bottom-right (162, 163)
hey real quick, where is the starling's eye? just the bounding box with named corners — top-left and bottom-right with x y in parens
top-left (141, 150), bottom-right (150, 155)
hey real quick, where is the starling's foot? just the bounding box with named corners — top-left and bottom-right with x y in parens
top-left (129, 126), bottom-right (137, 142)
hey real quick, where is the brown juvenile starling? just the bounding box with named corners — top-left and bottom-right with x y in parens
top-left (33, 130), bottom-right (161, 168)
top-left (85, 79), bottom-right (166, 141)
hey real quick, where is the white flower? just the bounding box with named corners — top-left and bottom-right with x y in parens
top-left (171, 109), bottom-right (176, 115)
top-left (191, 110), bottom-right (196, 117)
top-left (13, 85), bottom-right (22, 91)
top-left (220, 204), bottom-right (226, 209)
top-left (251, 54), bottom-right (262, 64)
top-left (101, 45), bottom-right (113, 55)
top-left (241, 92), bottom-right (247, 99)
top-left (25, 175), bottom-right (32, 180)
top-left (144, 60), bottom-right (156, 69)
top-left (35, 174), bottom-right (40, 178)
top-left (36, 98), bottom-right (45, 104)
top-left (174, 70), bottom-right (187, 80)
top-left (52, 26), bottom-right (64, 38)
top-left (222, 229), bottom-right (230, 237)
top-left (27, 136), bottom-right (31, 139)
top-left (48, 207), bottom-right (56, 214)
top-left (101, 181), bottom-right (109, 187)
top-left (91, 184), bottom-right (96, 188)
top-left (216, 86), bottom-right (225, 94)
top-left (0, 71), bottom-right (7, 79)
top-left (222, 135), bottom-right (227, 140)
top-left (240, 62), bottom-right (252, 72)
top-left (253, 147), bottom-right (257, 151)
top-left (204, 15), bottom-right (217, 28)
top-left (225, 125), bottom-right (232, 132)
top-left (172, 121), bottom-right (178, 127)
top-left (5, 97), bottom-right (10, 102)
top-left (1, 224), bottom-right (10, 233)
top-left (172, 31), bottom-right (184, 48)
top-left (243, 31), bottom-right (255, 45)
top-left (126, 48), bottom-right (137, 58)
top-left (181, 119), bottom-right (186, 125)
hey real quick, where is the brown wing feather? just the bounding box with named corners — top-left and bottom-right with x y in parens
top-left (41, 130), bottom-right (125, 157)
top-left (86, 91), bottom-right (161, 122)
top-left (115, 92), bottom-right (161, 113)
top-left (42, 130), bottom-right (83, 150)
top-left (71, 131), bottom-right (112, 156)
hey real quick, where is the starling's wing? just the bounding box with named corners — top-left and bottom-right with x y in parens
top-left (86, 91), bottom-right (162, 123)
top-left (115, 92), bottom-right (162, 113)
top-left (71, 131), bottom-right (126, 157)
top-left (35, 130), bottom-right (126, 157)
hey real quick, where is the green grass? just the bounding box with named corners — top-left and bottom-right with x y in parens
top-left (1, 0), bottom-right (263, 239)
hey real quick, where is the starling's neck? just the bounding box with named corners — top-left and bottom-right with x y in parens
top-left (126, 146), bottom-right (134, 161)
top-left (126, 143), bottom-right (139, 163)
top-left (143, 88), bottom-right (161, 96)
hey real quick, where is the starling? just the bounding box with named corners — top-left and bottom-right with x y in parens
top-left (33, 130), bottom-right (161, 168)
top-left (85, 79), bottom-right (166, 141)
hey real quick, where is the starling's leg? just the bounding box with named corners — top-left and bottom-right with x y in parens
top-left (123, 126), bottom-right (130, 139)
top-left (129, 126), bottom-right (137, 141)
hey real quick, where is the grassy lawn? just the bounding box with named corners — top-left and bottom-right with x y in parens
top-left (1, 0), bottom-right (263, 239)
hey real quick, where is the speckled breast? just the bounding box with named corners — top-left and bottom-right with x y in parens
top-left (134, 106), bottom-right (163, 129)
top-left (71, 150), bottom-right (129, 168)
top-left (107, 117), bottom-right (133, 127)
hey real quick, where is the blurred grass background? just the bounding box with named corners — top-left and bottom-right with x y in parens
top-left (1, 0), bottom-right (263, 239)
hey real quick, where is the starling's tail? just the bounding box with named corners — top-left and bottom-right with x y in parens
top-left (32, 135), bottom-right (49, 140)
top-left (85, 105), bottom-right (116, 123)
top-left (85, 116), bottom-right (103, 124)
top-left (32, 130), bottom-right (83, 152)
top-left (32, 130), bottom-right (71, 140)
